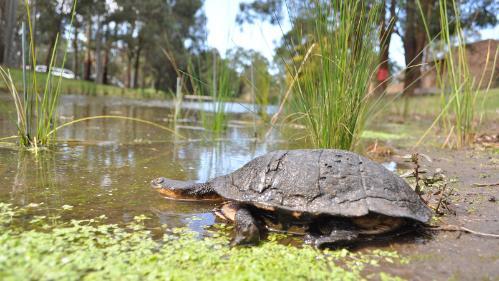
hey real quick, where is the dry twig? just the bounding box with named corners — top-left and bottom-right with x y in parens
top-left (431, 224), bottom-right (499, 238)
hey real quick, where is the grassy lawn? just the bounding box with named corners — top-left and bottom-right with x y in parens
top-left (382, 88), bottom-right (499, 117)
top-left (0, 67), bottom-right (168, 99)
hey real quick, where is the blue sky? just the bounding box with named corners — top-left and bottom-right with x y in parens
top-left (204, 0), bottom-right (499, 67)
top-left (204, 0), bottom-right (291, 61)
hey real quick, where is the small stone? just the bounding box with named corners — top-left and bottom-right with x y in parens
top-left (488, 196), bottom-right (496, 202)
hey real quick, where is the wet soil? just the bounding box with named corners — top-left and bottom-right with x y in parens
top-left (366, 147), bottom-right (499, 280)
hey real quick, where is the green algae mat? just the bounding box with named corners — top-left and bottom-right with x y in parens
top-left (0, 203), bottom-right (407, 281)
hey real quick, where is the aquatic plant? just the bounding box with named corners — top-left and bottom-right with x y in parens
top-left (288, 0), bottom-right (382, 150)
top-left (0, 0), bottom-right (77, 148)
top-left (186, 53), bottom-right (238, 135)
top-left (0, 203), bottom-right (407, 281)
top-left (416, 0), bottom-right (498, 148)
top-left (211, 57), bottom-right (237, 134)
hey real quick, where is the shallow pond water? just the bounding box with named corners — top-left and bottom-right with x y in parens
top-left (0, 94), bottom-right (308, 235)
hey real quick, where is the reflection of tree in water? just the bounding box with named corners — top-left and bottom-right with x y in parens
top-left (11, 151), bottom-right (63, 217)
top-left (149, 200), bottom-right (217, 234)
top-left (195, 137), bottom-right (268, 181)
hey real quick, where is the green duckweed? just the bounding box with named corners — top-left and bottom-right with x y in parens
top-left (0, 203), bottom-right (406, 281)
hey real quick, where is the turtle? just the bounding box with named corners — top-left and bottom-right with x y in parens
top-left (151, 149), bottom-right (432, 248)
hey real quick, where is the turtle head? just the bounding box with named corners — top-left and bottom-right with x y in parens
top-left (151, 177), bottom-right (221, 200)
top-left (151, 177), bottom-right (194, 199)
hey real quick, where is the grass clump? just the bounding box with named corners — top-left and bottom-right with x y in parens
top-left (0, 203), bottom-right (407, 281)
top-left (290, 0), bottom-right (382, 150)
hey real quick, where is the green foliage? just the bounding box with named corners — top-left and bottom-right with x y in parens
top-left (227, 48), bottom-right (273, 119)
top-left (0, 203), bottom-right (407, 281)
top-left (290, 0), bottom-right (382, 150)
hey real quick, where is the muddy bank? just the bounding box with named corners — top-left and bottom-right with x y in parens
top-left (371, 147), bottom-right (499, 280)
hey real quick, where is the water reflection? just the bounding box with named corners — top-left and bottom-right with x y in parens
top-left (59, 95), bottom-right (277, 115)
top-left (382, 161), bottom-right (397, 172)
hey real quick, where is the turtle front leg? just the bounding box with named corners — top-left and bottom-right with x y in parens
top-left (230, 207), bottom-right (261, 246)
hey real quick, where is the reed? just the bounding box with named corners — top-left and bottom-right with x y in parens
top-left (211, 57), bottom-right (237, 134)
top-left (289, 0), bottom-right (382, 150)
top-left (416, 0), bottom-right (498, 148)
top-left (186, 53), bottom-right (237, 135)
top-left (0, 0), bottom-right (77, 148)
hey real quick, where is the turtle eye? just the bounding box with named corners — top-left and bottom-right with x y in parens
top-left (151, 177), bottom-right (166, 188)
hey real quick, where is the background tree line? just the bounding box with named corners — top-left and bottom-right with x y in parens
top-left (0, 0), bottom-right (208, 92)
top-left (1, 0), bottom-right (497, 96)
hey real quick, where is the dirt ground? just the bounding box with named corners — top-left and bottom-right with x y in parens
top-left (369, 145), bottom-right (499, 280)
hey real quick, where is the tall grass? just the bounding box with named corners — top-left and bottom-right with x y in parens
top-left (0, 0), bottom-right (77, 148)
top-left (417, 0), bottom-right (498, 148)
top-left (289, 0), bottom-right (382, 150)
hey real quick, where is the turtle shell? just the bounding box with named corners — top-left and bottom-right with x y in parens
top-left (210, 149), bottom-right (432, 223)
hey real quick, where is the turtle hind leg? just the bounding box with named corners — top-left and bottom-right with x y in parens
top-left (230, 207), bottom-right (261, 246)
top-left (304, 230), bottom-right (359, 249)
top-left (305, 218), bottom-right (360, 249)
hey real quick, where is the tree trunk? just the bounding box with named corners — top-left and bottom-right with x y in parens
top-left (132, 44), bottom-right (142, 89)
top-left (403, 0), bottom-right (431, 96)
top-left (31, 0), bottom-right (36, 39)
top-left (375, 0), bottom-right (396, 94)
top-left (126, 53), bottom-right (132, 88)
top-left (102, 47), bottom-right (109, 85)
top-left (45, 32), bottom-right (59, 67)
top-left (102, 27), bottom-right (110, 85)
top-left (83, 18), bottom-right (92, 81)
top-left (94, 16), bottom-right (103, 84)
top-left (3, 0), bottom-right (19, 67)
top-left (0, 1), bottom-right (5, 64)
top-left (73, 25), bottom-right (79, 78)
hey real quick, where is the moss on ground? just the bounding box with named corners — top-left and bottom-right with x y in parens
top-left (0, 203), bottom-right (406, 281)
